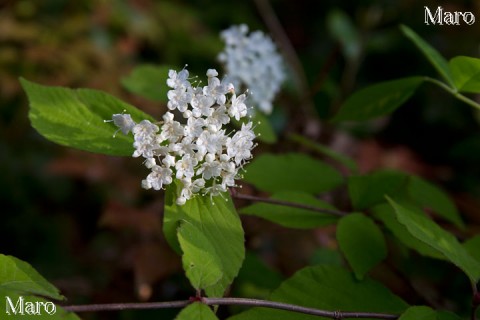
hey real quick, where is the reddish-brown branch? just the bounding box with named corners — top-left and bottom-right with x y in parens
top-left (232, 192), bottom-right (348, 217)
top-left (63, 297), bottom-right (399, 319)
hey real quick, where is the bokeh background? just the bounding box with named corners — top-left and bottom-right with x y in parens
top-left (1, 0), bottom-right (480, 319)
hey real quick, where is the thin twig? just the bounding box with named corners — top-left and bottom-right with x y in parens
top-left (204, 297), bottom-right (398, 319)
top-left (424, 77), bottom-right (480, 111)
top-left (63, 300), bottom-right (190, 312)
top-left (232, 192), bottom-right (348, 217)
top-left (63, 297), bottom-right (399, 319)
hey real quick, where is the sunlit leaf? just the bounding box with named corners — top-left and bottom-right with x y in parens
top-left (449, 56), bottom-right (480, 93)
top-left (175, 302), bottom-right (218, 320)
top-left (387, 197), bottom-right (480, 282)
top-left (121, 64), bottom-right (171, 102)
top-left (178, 222), bottom-right (223, 290)
top-left (229, 265), bottom-right (408, 320)
top-left (242, 153), bottom-right (343, 194)
top-left (332, 77), bottom-right (423, 121)
top-left (21, 78), bottom-right (155, 156)
top-left (337, 213), bottom-right (387, 279)
top-left (400, 25), bottom-right (455, 88)
top-left (164, 183), bottom-right (244, 297)
top-left (398, 306), bottom-right (436, 320)
top-left (398, 306), bottom-right (462, 320)
top-left (240, 191), bottom-right (339, 229)
top-left (0, 255), bottom-right (63, 300)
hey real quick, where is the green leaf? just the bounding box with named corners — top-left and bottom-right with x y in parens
top-left (178, 222), bottom-right (223, 290)
top-left (398, 306), bottom-right (436, 320)
top-left (449, 56), bottom-right (480, 93)
top-left (337, 213), bottom-right (387, 279)
top-left (242, 153), bottom-right (343, 194)
top-left (387, 197), bottom-right (480, 282)
top-left (288, 133), bottom-right (358, 173)
top-left (229, 265), bottom-right (408, 320)
top-left (400, 25), bottom-right (455, 88)
top-left (121, 64), bottom-right (171, 102)
top-left (332, 77), bottom-right (423, 122)
top-left (463, 235), bottom-right (480, 263)
top-left (240, 191), bottom-right (339, 229)
top-left (398, 306), bottom-right (462, 320)
top-left (21, 78), bottom-right (155, 156)
top-left (436, 311), bottom-right (463, 320)
top-left (0, 255), bottom-right (80, 319)
top-left (348, 171), bottom-right (464, 230)
top-left (164, 184), bottom-right (245, 297)
top-left (175, 302), bottom-right (218, 320)
top-left (407, 176), bottom-right (464, 229)
top-left (348, 170), bottom-right (408, 210)
top-left (0, 254), bottom-right (63, 300)
top-left (372, 203), bottom-right (446, 260)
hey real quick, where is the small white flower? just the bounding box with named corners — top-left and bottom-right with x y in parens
top-left (184, 117), bottom-right (205, 142)
top-left (229, 93), bottom-right (248, 121)
top-left (177, 177), bottom-right (206, 205)
top-left (207, 105), bottom-right (230, 129)
top-left (191, 95), bottom-right (215, 118)
top-left (144, 157), bottom-right (156, 169)
top-left (197, 154), bottom-right (222, 180)
top-left (167, 86), bottom-right (193, 112)
top-left (205, 182), bottom-right (227, 198)
top-left (175, 153), bottom-right (197, 179)
top-left (196, 129), bottom-right (227, 156)
top-left (160, 112), bottom-right (184, 143)
top-left (206, 69), bottom-right (218, 77)
top-left (227, 122), bottom-right (256, 165)
top-left (176, 196), bottom-right (187, 206)
top-left (132, 120), bottom-right (159, 158)
top-left (132, 120), bottom-right (159, 141)
top-left (162, 154), bottom-right (176, 168)
top-left (167, 69), bottom-right (190, 89)
top-left (142, 165), bottom-right (173, 190)
top-left (203, 69), bottom-right (230, 105)
top-left (111, 113), bottom-right (136, 135)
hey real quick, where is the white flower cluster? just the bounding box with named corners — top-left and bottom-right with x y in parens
top-left (218, 24), bottom-right (285, 115)
top-left (111, 68), bottom-right (256, 205)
